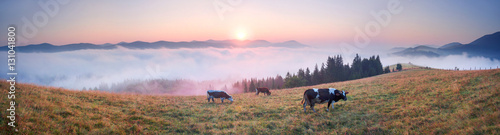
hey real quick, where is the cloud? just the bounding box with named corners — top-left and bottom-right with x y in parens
top-left (381, 53), bottom-right (500, 70)
top-left (1, 47), bottom-right (498, 92)
top-left (0, 47), bottom-right (335, 90)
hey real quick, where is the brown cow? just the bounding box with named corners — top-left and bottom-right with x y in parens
top-left (256, 87), bottom-right (271, 95)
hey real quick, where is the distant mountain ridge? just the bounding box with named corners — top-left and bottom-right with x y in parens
top-left (1, 40), bottom-right (309, 53)
top-left (391, 31), bottom-right (500, 60)
top-left (439, 42), bottom-right (463, 49)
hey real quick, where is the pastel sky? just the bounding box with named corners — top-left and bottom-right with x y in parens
top-left (1, 0), bottom-right (500, 47)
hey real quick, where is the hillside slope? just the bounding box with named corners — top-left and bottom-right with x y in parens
top-left (1, 69), bottom-right (499, 134)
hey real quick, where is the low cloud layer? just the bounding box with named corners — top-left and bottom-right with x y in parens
top-left (1, 47), bottom-right (337, 90)
top-left (381, 53), bottom-right (500, 70)
top-left (1, 47), bottom-right (499, 92)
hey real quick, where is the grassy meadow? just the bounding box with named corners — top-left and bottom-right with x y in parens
top-left (1, 69), bottom-right (499, 134)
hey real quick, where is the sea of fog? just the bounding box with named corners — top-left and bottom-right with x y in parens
top-left (1, 46), bottom-right (499, 90)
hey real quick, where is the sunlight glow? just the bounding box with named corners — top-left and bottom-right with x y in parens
top-left (237, 32), bottom-right (247, 40)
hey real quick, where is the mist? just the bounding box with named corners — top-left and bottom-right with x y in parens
top-left (1, 46), bottom-right (499, 95)
top-left (1, 46), bottom-right (338, 91)
top-left (381, 53), bottom-right (500, 70)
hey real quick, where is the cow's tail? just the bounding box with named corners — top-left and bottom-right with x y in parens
top-left (300, 91), bottom-right (307, 105)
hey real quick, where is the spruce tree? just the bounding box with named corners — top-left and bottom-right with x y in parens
top-left (320, 63), bottom-right (326, 84)
top-left (396, 64), bottom-right (403, 71)
top-left (351, 54), bottom-right (362, 79)
top-left (312, 64), bottom-right (320, 85)
top-left (375, 55), bottom-right (384, 75)
top-left (249, 79), bottom-right (256, 92)
top-left (305, 67), bottom-right (312, 85)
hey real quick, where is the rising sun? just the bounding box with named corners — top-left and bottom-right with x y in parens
top-left (236, 31), bottom-right (247, 40)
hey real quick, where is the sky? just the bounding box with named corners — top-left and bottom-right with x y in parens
top-left (1, 0), bottom-right (500, 47)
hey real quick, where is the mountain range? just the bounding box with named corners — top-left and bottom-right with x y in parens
top-left (391, 31), bottom-right (500, 60)
top-left (1, 40), bottom-right (309, 53)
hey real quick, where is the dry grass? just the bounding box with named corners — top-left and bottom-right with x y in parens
top-left (1, 69), bottom-right (499, 134)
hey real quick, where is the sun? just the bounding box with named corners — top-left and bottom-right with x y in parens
top-left (236, 31), bottom-right (247, 40)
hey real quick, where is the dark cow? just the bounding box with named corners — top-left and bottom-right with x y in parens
top-left (256, 87), bottom-right (271, 95)
top-left (301, 88), bottom-right (349, 113)
top-left (207, 90), bottom-right (234, 103)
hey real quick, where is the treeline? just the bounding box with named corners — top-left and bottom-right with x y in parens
top-left (231, 75), bottom-right (285, 93)
top-left (232, 54), bottom-right (385, 92)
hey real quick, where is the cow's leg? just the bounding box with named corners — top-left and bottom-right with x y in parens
top-left (303, 100), bottom-right (308, 113)
top-left (307, 98), bottom-right (317, 112)
top-left (302, 95), bottom-right (308, 113)
top-left (208, 97), bottom-right (210, 102)
top-left (311, 103), bottom-right (316, 112)
top-left (332, 101), bottom-right (335, 110)
top-left (211, 97), bottom-right (215, 102)
top-left (221, 98), bottom-right (224, 103)
top-left (327, 100), bottom-right (332, 112)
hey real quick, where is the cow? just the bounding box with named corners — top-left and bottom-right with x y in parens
top-left (256, 87), bottom-right (271, 95)
top-left (301, 88), bottom-right (349, 113)
top-left (207, 90), bottom-right (234, 103)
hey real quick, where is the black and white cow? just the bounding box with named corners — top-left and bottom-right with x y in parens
top-left (207, 90), bottom-right (234, 103)
top-left (301, 88), bottom-right (349, 113)
top-left (256, 87), bottom-right (271, 95)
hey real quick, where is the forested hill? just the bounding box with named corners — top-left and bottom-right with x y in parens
top-left (232, 54), bottom-right (402, 93)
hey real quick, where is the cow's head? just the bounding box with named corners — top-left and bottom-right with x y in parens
top-left (342, 91), bottom-right (349, 101)
top-left (335, 90), bottom-right (349, 101)
top-left (268, 91), bottom-right (272, 95)
top-left (228, 96), bottom-right (234, 103)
